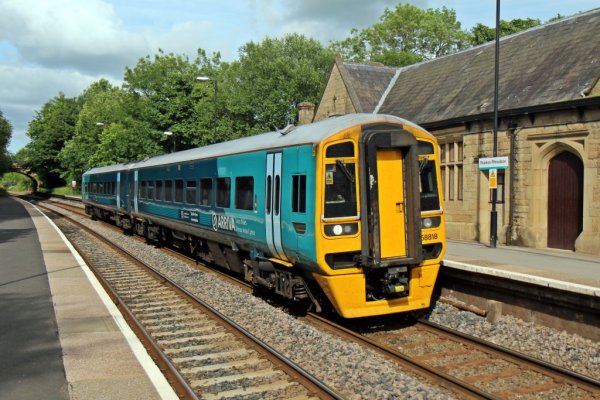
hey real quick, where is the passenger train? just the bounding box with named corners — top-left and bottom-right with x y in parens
top-left (82, 114), bottom-right (445, 318)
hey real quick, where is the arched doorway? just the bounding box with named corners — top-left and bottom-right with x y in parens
top-left (547, 151), bottom-right (583, 250)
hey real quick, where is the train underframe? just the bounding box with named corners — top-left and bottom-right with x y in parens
top-left (85, 205), bottom-right (438, 318)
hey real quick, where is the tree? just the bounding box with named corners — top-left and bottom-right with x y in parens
top-left (21, 94), bottom-right (81, 187)
top-left (123, 49), bottom-right (221, 150)
top-left (470, 18), bottom-right (541, 45)
top-left (220, 34), bottom-right (335, 135)
top-left (0, 110), bottom-right (12, 175)
top-left (331, 4), bottom-right (470, 67)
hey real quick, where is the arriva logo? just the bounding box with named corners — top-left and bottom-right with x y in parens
top-left (212, 212), bottom-right (236, 232)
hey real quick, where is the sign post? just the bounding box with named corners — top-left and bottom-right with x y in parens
top-left (479, 156), bottom-right (508, 248)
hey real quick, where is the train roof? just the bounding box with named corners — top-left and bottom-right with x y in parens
top-left (83, 113), bottom-right (424, 175)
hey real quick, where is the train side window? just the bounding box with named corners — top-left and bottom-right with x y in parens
top-left (200, 178), bottom-right (213, 206)
top-left (216, 177), bottom-right (231, 208)
top-left (186, 180), bottom-right (197, 204)
top-left (99, 182), bottom-right (105, 194)
top-left (175, 180), bottom-right (184, 203)
top-left (155, 180), bottom-right (163, 201)
top-left (235, 176), bottom-right (254, 211)
top-left (147, 181), bottom-right (155, 200)
top-left (140, 181), bottom-right (147, 199)
top-left (92, 182), bottom-right (97, 193)
top-left (292, 175), bottom-right (306, 213)
top-left (164, 180), bottom-right (173, 202)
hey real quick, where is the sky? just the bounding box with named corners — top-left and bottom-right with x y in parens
top-left (1, 0), bottom-right (598, 154)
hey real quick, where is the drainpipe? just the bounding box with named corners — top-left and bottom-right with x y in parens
top-left (507, 121), bottom-right (518, 245)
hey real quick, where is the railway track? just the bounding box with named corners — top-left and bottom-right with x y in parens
top-left (43, 197), bottom-right (600, 399)
top-left (40, 204), bottom-right (341, 400)
top-left (306, 314), bottom-right (600, 400)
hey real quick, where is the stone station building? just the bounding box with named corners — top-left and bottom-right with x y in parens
top-left (304, 9), bottom-right (600, 255)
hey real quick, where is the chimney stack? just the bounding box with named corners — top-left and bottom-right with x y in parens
top-left (297, 102), bottom-right (315, 125)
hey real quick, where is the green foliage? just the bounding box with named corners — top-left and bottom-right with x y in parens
top-left (0, 172), bottom-right (33, 193)
top-left (469, 18), bottom-right (541, 45)
top-left (20, 93), bottom-right (82, 186)
top-left (331, 4), bottom-right (470, 67)
top-left (0, 110), bottom-right (13, 175)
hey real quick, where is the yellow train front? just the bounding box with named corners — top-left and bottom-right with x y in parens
top-left (309, 115), bottom-right (445, 318)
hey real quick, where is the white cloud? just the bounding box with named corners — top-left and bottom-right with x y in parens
top-left (0, 63), bottom-right (119, 152)
top-left (0, 0), bottom-right (148, 76)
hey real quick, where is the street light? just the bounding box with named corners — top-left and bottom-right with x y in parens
top-left (196, 76), bottom-right (217, 138)
top-left (163, 130), bottom-right (175, 152)
top-left (490, 0), bottom-right (501, 248)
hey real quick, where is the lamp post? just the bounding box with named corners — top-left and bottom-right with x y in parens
top-left (490, 0), bottom-right (501, 248)
top-left (196, 76), bottom-right (217, 138)
top-left (163, 130), bottom-right (175, 152)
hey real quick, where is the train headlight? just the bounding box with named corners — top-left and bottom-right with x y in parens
top-left (324, 223), bottom-right (359, 237)
top-left (421, 216), bottom-right (441, 229)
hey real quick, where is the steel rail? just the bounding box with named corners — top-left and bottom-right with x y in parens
top-left (418, 319), bottom-right (600, 392)
top-left (40, 203), bottom-right (342, 400)
top-left (306, 313), bottom-right (496, 400)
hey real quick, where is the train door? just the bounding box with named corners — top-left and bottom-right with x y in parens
top-left (265, 153), bottom-right (288, 260)
top-left (359, 126), bottom-right (422, 267)
top-left (376, 149), bottom-right (407, 258)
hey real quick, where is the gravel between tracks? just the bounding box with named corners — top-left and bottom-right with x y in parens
top-left (55, 206), bottom-right (599, 398)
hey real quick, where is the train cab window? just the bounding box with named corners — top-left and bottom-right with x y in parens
top-left (186, 180), bottom-right (197, 204)
top-left (292, 175), bottom-right (306, 213)
top-left (164, 180), bottom-right (173, 202)
top-left (324, 162), bottom-right (357, 218)
top-left (216, 178), bottom-right (231, 208)
top-left (175, 180), bottom-right (184, 203)
top-left (326, 142), bottom-right (354, 158)
top-left (418, 140), bottom-right (441, 212)
top-left (155, 180), bottom-right (163, 201)
top-left (200, 178), bottom-right (213, 206)
top-left (324, 141), bottom-right (358, 219)
top-left (235, 177), bottom-right (254, 211)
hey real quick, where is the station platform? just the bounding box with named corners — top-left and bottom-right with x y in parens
top-left (0, 196), bottom-right (177, 399)
top-left (444, 240), bottom-right (600, 296)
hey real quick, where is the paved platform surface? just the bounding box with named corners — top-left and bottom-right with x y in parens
top-left (444, 240), bottom-right (600, 295)
top-left (0, 196), bottom-right (176, 400)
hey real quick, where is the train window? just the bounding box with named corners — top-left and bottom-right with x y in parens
top-left (99, 182), bottom-right (105, 194)
top-left (155, 180), bottom-right (163, 201)
top-left (147, 181), bottom-right (155, 200)
top-left (324, 162), bottom-right (357, 218)
top-left (235, 177), bottom-right (254, 211)
top-left (326, 142), bottom-right (354, 158)
top-left (266, 176), bottom-right (272, 214)
top-left (419, 160), bottom-right (441, 211)
top-left (292, 175), bottom-right (306, 213)
top-left (216, 178), bottom-right (231, 208)
top-left (140, 181), bottom-right (147, 199)
top-left (274, 176), bottom-right (281, 216)
top-left (418, 141), bottom-right (435, 155)
top-left (175, 180), bottom-right (184, 203)
top-left (164, 180), bottom-right (173, 202)
top-left (186, 180), bottom-right (197, 204)
top-left (200, 178), bottom-right (213, 206)
top-left (92, 182), bottom-right (97, 193)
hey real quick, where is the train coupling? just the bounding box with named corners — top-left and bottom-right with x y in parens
top-left (381, 266), bottom-right (409, 297)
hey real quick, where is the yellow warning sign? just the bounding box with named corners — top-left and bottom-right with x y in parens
top-left (489, 168), bottom-right (498, 189)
